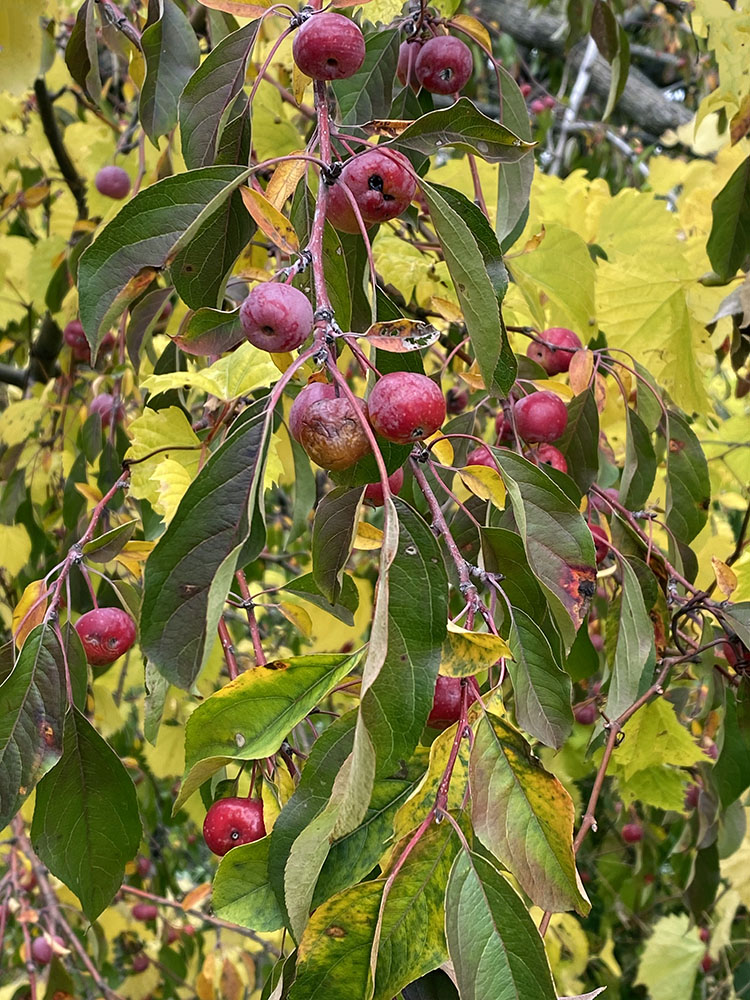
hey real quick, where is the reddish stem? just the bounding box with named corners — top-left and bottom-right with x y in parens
top-left (236, 569), bottom-right (267, 666)
top-left (217, 617), bottom-right (239, 680)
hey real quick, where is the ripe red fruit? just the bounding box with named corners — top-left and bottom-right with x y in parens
top-left (75, 607), bottom-right (137, 666)
top-left (240, 283), bottom-right (313, 353)
top-left (590, 524), bottom-right (609, 564)
top-left (132, 953), bottom-right (150, 973)
top-left (364, 467), bottom-right (404, 506)
top-left (589, 632), bottom-right (604, 651)
top-left (131, 903), bottom-right (158, 921)
top-left (701, 954), bottom-right (712, 973)
top-left (699, 927), bottom-right (711, 943)
top-left (63, 319), bottom-right (90, 361)
top-left (31, 935), bottom-right (64, 965)
top-left (684, 783), bottom-right (700, 810)
top-left (526, 327), bottom-right (582, 375)
top-left (298, 395), bottom-right (371, 470)
top-left (136, 855), bottom-right (151, 877)
top-left (530, 98), bottom-right (546, 115)
top-left (513, 391), bottom-right (568, 443)
top-left (622, 822), bottom-right (644, 844)
top-left (520, 82), bottom-right (532, 97)
top-left (95, 165), bottom-right (131, 200)
top-left (89, 392), bottom-right (124, 428)
top-left (414, 36), bottom-right (473, 95)
top-left (573, 701), bottom-right (597, 725)
top-left (723, 639), bottom-right (750, 669)
top-left (368, 372), bottom-right (446, 444)
top-left (289, 382), bottom-right (336, 442)
top-left (528, 444), bottom-right (568, 474)
top-left (327, 149), bottom-right (416, 234)
top-left (202, 797), bottom-right (266, 856)
top-left (543, 95), bottom-right (556, 109)
top-left (427, 675), bottom-right (477, 727)
top-left (446, 387), bottom-right (468, 415)
top-left (292, 13), bottom-right (365, 81)
top-left (397, 40), bottom-right (422, 88)
top-left (465, 445), bottom-right (495, 469)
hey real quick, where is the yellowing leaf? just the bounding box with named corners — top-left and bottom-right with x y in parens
top-left (278, 602), bottom-right (313, 638)
top-left (604, 699), bottom-right (706, 782)
top-left (292, 64), bottom-right (311, 105)
top-left (450, 14), bottom-right (492, 52)
top-left (711, 556), bottom-right (737, 598)
top-left (13, 579), bottom-right (48, 648)
top-left (240, 187), bottom-right (299, 255)
top-left (265, 156), bottom-right (307, 211)
top-left (458, 464), bottom-right (506, 509)
top-left (353, 521), bottom-right (383, 550)
top-left (0, 0), bottom-right (44, 95)
top-left (150, 458), bottom-right (194, 523)
top-left (139, 343), bottom-right (278, 401)
top-left (0, 398), bottom-right (44, 447)
top-left (431, 296), bottom-right (463, 324)
top-left (459, 363), bottom-right (486, 390)
top-left (0, 524), bottom-right (32, 577)
top-left (196, 0), bottom-right (275, 14)
top-left (635, 914), bottom-right (704, 1000)
top-left (531, 379), bottom-right (575, 400)
top-left (125, 406), bottom-right (201, 512)
top-left (182, 882), bottom-right (212, 910)
top-left (428, 434), bottom-right (454, 466)
top-left (441, 623), bottom-right (511, 677)
top-left (568, 349), bottom-right (595, 395)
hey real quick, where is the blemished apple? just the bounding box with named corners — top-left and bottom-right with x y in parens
top-left (292, 13), bottom-right (365, 81)
top-left (368, 371), bottom-right (446, 444)
top-left (75, 607), bottom-right (137, 666)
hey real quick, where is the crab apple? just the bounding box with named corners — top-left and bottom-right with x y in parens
top-left (397, 40), bottom-right (422, 88)
top-left (289, 382), bottom-right (336, 442)
top-left (528, 443), bottom-right (568, 474)
top-left (465, 445), bottom-right (495, 469)
top-left (132, 953), bottom-right (150, 973)
top-left (202, 796), bottom-right (266, 856)
top-left (573, 701), bottom-right (597, 725)
top-left (723, 638), bottom-right (750, 669)
top-left (368, 371), bottom-right (446, 444)
top-left (543, 95), bottom-right (556, 109)
top-left (63, 319), bottom-right (90, 361)
top-left (427, 675), bottom-right (478, 728)
top-left (684, 783), bottom-right (700, 810)
top-left (590, 524), bottom-right (609, 564)
top-left (446, 387), bottom-right (469, 415)
top-left (700, 927), bottom-right (711, 944)
top-left (513, 391), bottom-right (568, 443)
top-left (530, 98), bottom-right (547, 115)
top-left (75, 607), bottom-right (137, 666)
top-left (31, 935), bottom-right (65, 965)
top-left (622, 822), bottom-right (644, 844)
top-left (526, 327), bottom-right (582, 375)
top-left (89, 392), bottom-right (124, 428)
top-left (131, 903), bottom-right (158, 922)
top-left (414, 35), bottom-right (473, 95)
top-left (520, 82), bottom-right (532, 98)
top-left (701, 954), bottom-right (712, 973)
top-left (95, 165), bottom-right (131, 199)
top-left (240, 282), bottom-right (313, 353)
top-left (326, 149), bottom-right (416, 234)
top-left (292, 13), bottom-right (365, 81)
top-left (298, 395), bottom-right (371, 470)
top-left (364, 467), bottom-right (405, 506)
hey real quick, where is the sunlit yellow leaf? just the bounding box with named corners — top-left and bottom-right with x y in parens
top-left (140, 342), bottom-right (278, 401)
top-left (150, 458), bottom-right (194, 523)
top-left (0, 399), bottom-right (45, 447)
top-left (450, 14), bottom-right (492, 51)
top-left (353, 521), bottom-right (383, 550)
top-left (265, 156), bottom-right (307, 210)
top-left (568, 348), bottom-right (595, 395)
top-left (0, 0), bottom-right (44, 94)
top-left (531, 379), bottom-right (575, 401)
top-left (292, 64), bottom-right (311, 105)
top-left (711, 556), bottom-right (737, 598)
top-left (431, 296), bottom-right (464, 324)
top-left (240, 186), bottom-right (300, 255)
top-left (458, 464), bottom-right (506, 509)
top-left (278, 602), bottom-right (313, 638)
top-left (441, 622), bottom-right (511, 677)
top-left (13, 579), bottom-right (47, 648)
top-left (428, 434), bottom-right (454, 466)
top-left (74, 482), bottom-right (104, 507)
top-left (182, 883), bottom-right (212, 911)
top-left (196, 0), bottom-right (275, 14)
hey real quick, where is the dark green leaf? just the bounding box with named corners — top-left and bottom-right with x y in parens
top-left (179, 20), bottom-right (258, 168)
top-left (144, 661), bottom-right (169, 745)
top-left (604, 23), bottom-right (630, 119)
top-left (713, 689), bottom-right (750, 808)
top-left (606, 557), bottom-right (656, 719)
top-left (446, 851), bottom-right (557, 1000)
top-left (126, 287), bottom-right (173, 369)
top-left (620, 405), bottom-right (656, 510)
top-left (684, 843), bottom-right (719, 922)
top-left (591, 0), bottom-right (618, 62)
top-left (331, 29), bottom-right (399, 126)
top-left (82, 519), bottom-right (138, 562)
top-left (286, 438), bottom-right (318, 546)
top-left (31, 707), bottom-right (141, 920)
top-left (64, 0), bottom-right (100, 103)
top-left (402, 971), bottom-right (459, 1000)
top-left (496, 66), bottom-right (534, 244)
top-left (388, 97), bottom-right (534, 163)
top-left (557, 388), bottom-right (599, 493)
top-left (213, 835), bottom-right (286, 931)
top-left (481, 527), bottom-right (549, 623)
top-left (140, 0), bottom-right (200, 145)
top-left (664, 410), bottom-right (710, 545)
top-left (140, 403), bottom-right (269, 689)
top-left (721, 603), bottom-right (750, 649)
top-left (215, 97), bottom-right (252, 166)
top-left (707, 155), bottom-right (750, 282)
top-left (312, 486), bottom-right (364, 605)
top-left (173, 307), bottom-right (245, 356)
top-left (281, 572), bottom-right (359, 626)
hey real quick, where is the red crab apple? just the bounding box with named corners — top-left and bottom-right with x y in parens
top-left (240, 282), bottom-right (313, 353)
top-left (528, 443), bottom-right (567, 473)
top-left (31, 935), bottom-right (65, 965)
top-left (298, 395), bottom-right (371, 470)
top-left (397, 40), bottom-right (422, 88)
top-left (446, 387), bottom-right (468, 414)
top-left (590, 524), bottom-right (609, 564)
top-left (589, 486), bottom-right (619, 512)
top-left (513, 391), bottom-right (568, 443)
top-left (64, 319), bottom-right (115, 362)
top-left (364, 467), bottom-right (405, 506)
top-left (95, 165), bottom-right (131, 199)
top-left (622, 822), bottom-right (644, 844)
top-left (701, 954), bottom-right (712, 973)
top-left (573, 701), bottom-right (597, 725)
top-left (75, 607), bottom-right (137, 666)
top-left (520, 82), bottom-right (532, 98)
top-left (132, 953), bottom-right (149, 973)
top-left (202, 797), bottom-right (266, 856)
top-left (465, 445), bottom-right (496, 469)
top-left (89, 392), bottom-right (124, 428)
top-left (526, 327), bottom-right (582, 375)
top-left (414, 35), bottom-right (473, 95)
top-left (326, 149), bottom-right (417, 234)
top-left (292, 13), bottom-right (365, 81)
top-left (723, 639), bottom-right (750, 669)
top-left (427, 675), bottom-right (478, 727)
top-left (131, 903), bottom-right (158, 921)
top-left (530, 98), bottom-right (547, 115)
top-left (368, 371), bottom-right (446, 444)
top-left (289, 381), bottom-right (336, 442)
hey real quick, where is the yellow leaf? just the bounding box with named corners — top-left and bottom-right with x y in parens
top-left (711, 556), bottom-right (737, 598)
top-left (292, 64), bottom-right (311, 106)
top-left (265, 156), bottom-right (307, 211)
top-left (441, 622), bottom-right (511, 677)
top-left (458, 363), bottom-right (486, 391)
top-left (196, 0), bottom-right (275, 14)
top-left (0, 398), bottom-right (45, 447)
top-left (125, 406), bottom-right (201, 511)
top-left (0, 0), bottom-right (44, 94)
top-left (531, 378), bottom-right (575, 401)
top-left (458, 464), bottom-right (506, 509)
top-left (74, 482), bottom-right (104, 507)
top-left (278, 602), bottom-right (313, 638)
top-left (182, 883), bottom-right (212, 911)
top-left (450, 14), bottom-right (492, 52)
top-left (140, 342), bottom-right (278, 401)
top-left (0, 524), bottom-right (32, 579)
top-left (353, 521), bottom-right (383, 550)
top-left (150, 458), bottom-right (194, 523)
top-left (240, 187), bottom-right (300, 255)
top-left (13, 579), bottom-right (47, 648)
top-left (431, 296), bottom-right (464, 324)
top-left (428, 434), bottom-right (454, 466)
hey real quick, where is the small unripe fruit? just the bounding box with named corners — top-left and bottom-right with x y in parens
top-left (364, 467), bottom-right (404, 506)
top-left (622, 822), bottom-right (643, 844)
top-left (131, 903), bottom-right (158, 922)
top-left (530, 98), bottom-right (546, 115)
top-left (543, 95), bottom-right (556, 109)
top-left (528, 444), bottom-right (567, 474)
top-left (526, 327), bottom-right (582, 375)
top-left (240, 283), bottom-right (313, 353)
top-left (427, 675), bottom-right (477, 728)
top-left (298, 395), bottom-right (371, 471)
top-left (95, 165), bottom-right (131, 200)
top-left (132, 953), bottom-right (149, 973)
top-left (292, 13), bottom-right (365, 81)
top-left (513, 391), bottom-right (568, 443)
top-left (590, 524), bottom-right (608, 564)
top-left (202, 796), bottom-right (266, 856)
top-left (31, 935), bottom-right (64, 965)
top-left (415, 36), bottom-right (473, 95)
top-left (289, 382), bottom-right (336, 442)
top-left (368, 372), bottom-right (446, 444)
top-left (397, 40), bottom-right (422, 88)
top-left (75, 607), bottom-right (137, 666)
top-left (89, 392), bottom-right (124, 428)
top-left (520, 82), bottom-right (532, 98)
top-left (465, 445), bottom-right (495, 469)
top-left (446, 387), bottom-right (468, 415)
top-left (327, 149), bottom-right (416, 234)
top-left (573, 701), bottom-right (597, 725)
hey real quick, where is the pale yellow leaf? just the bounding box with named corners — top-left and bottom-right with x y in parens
top-left (711, 556), bottom-right (737, 598)
top-left (292, 64), bottom-right (311, 105)
top-left (568, 348), bottom-right (595, 395)
top-left (431, 296), bottom-right (463, 324)
top-left (149, 459), bottom-right (193, 523)
top-left (441, 622), bottom-right (511, 677)
top-left (125, 406), bottom-right (201, 511)
top-left (450, 14), bottom-right (492, 52)
top-left (458, 465), bottom-right (506, 509)
top-left (531, 378), bottom-right (575, 401)
top-left (0, 0), bottom-right (44, 95)
top-left (278, 602), bottom-right (313, 638)
top-left (0, 399), bottom-right (45, 447)
top-left (429, 434), bottom-right (454, 466)
top-left (265, 156), bottom-right (307, 211)
top-left (353, 521), bottom-right (383, 550)
top-left (240, 187), bottom-right (299, 255)
top-left (13, 579), bottom-right (47, 648)
top-left (139, 342), bottom-right (278, 401)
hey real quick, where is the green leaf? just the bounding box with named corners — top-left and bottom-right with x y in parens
top-left (556, 388), bottom-right (600, 494)
top-left (469, 712), bottom-right (589, 915)
top-left (619, 404), bottom-right (656, 510)
top-left (706, 155), bottom-right (750, 282)
top-left (331, 28), bottom-right (399, 126)
top-left (604, 23), bottom-right (630, 119)
top-left (489, 450), bottom-right (596, 649)
top-left (507, 607), bottom-right (573, 750)
top-left (590, 0), bottom-right (618, 61)
top-left (140, 0), bottom-right (200, 145)
top-left (634, 913), bottom-right (704, 1000)
top-left (421, 181), bottom-right (516, 397)
top-left (0, 624), bottom-right (67, 830)
top-left (213, 835), bottom-right (286, 931)
top-left (281, 572), bottom-right (359, 626)
top-left (179, 20), bottom-right (258, 168)
top-left (173, 306), bottom-right (245, 356)
top-left (144, 661), bottom-right (168, 745)
top-left (78, 166), bottom-right (250, 353)
top-left (312, 487), bottom-right (364, 605)
top-left (140, 404), bottom-right (269, 689)
top-left (480, 527), bottom-right (549, 624)
top-left (290, 820), bottom-right (459, 1000)
top-left (175, 651), bottom-right (360, 811)
top-left (389, 97), bottom-right (534, 163)
top-left (330, 438), bottom-right (413, 488)
top-left (64, 0), bottom-right (100, 104)
top-left (82, 519), bottom-right (138, 563)
top-left (664, 410), bottom-right (710, 545)
top-left (30, 707), bottom-right (141, 921)
top-left (126, 286), bottom-right (173, 369)
top-left (495, 66), bottom-right (535, 245)
top-left (720, 602), bottom-right (750, 649)
top-left (446, 851), bottom-right (557, 1000)
top-left (605, 557), bottom-right (656, 719)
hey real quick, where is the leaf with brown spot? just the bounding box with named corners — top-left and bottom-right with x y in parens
top-left (361, 319), bottom-right (440, 353)
top-left (731, 95), bottom-right (750, 145)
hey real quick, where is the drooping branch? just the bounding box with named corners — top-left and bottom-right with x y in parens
top-left (33, 78), bottom-right (88, 220)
